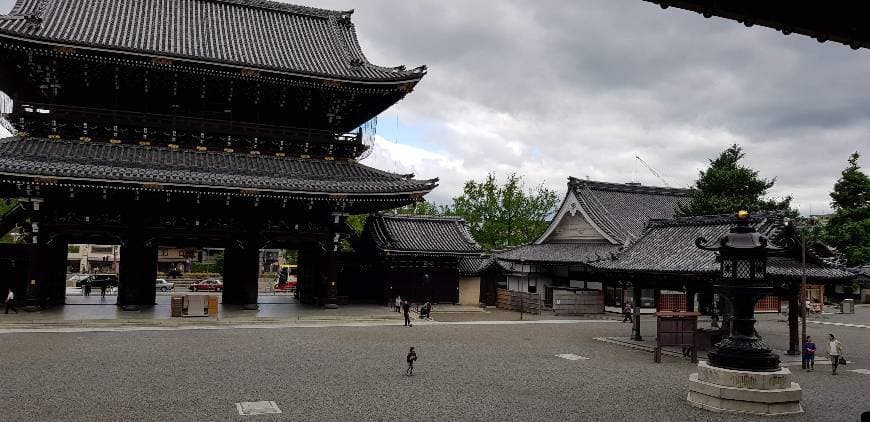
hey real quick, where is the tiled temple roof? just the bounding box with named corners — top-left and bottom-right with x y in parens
top-left (457, 256), bottom-right (499, 276)
top-left (569, 178), bottom-right (690, 244)
top-left (0, 0), bottom-right (425, 82)
top-left (593, 213), bottom-right (855, 281)
top-left (0, 137), bottom-right (438, 195)
top-left (364, 214), bottom-right (485, 256)
top-left (497, 179), bottom-right (689, 265)
top-left (496, 243), bottom-right (621, 264)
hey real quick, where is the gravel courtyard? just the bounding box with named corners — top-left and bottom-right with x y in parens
top-left (0, 309), bottom-right (867, 421)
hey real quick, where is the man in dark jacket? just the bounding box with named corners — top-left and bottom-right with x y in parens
top-left (402, 300), bottom-right (412, 327)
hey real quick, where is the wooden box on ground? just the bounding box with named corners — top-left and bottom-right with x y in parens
top-left (552, 288), bottom-right (603, 315)
top-left (207, 295), bottom-right (218, 316)
top-left (170, 296), bottom-right (183, 317)
top-left (655, 311), bottom-right (700, 363)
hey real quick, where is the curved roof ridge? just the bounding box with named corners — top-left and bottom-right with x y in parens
top-left (568, 177), bottom-right (690, 196)
top-left (381, 214), bottom-right (480, 246)
top-left (0, 0), bottom-right (426, 83)
top-left (383, 214), bottom-right (463, 221)
top-left (204, 0), bottom-right (345, 17)
top-left (646, 211), bottom-right (788, 228)
top-left (0, 136), bottom-right (439, 196)
top-left (4, 0), bottom-right (343, 19)
top-left (366, 213), bottom-right (484, 254)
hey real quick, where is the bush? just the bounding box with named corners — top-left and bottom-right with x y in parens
top-left (190, 262), bottom-right (215, 273)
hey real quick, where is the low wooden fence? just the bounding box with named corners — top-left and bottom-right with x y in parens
top-left (552, 288), bottom-right (604, 315)
top-left (496, 288), bottom-right (541, 314)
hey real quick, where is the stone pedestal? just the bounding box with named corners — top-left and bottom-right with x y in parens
top-left (687, 361), bottom-right (803, 416)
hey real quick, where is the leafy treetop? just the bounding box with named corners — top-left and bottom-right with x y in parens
top-left (676, 144), bottom-right (795, 217)
top-left (824, 152), bottom-right (870, 266)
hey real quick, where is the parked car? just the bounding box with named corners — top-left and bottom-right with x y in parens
top-left (68, 274), bottom-right (90, 287)
top-left (79, 274), bottom-right (118, 288)
top-left (274, 281), bottom-right (297, 292)
top-left (188, 279), bottom-right (223, 292)
top-left (155, 279), bottom-right (175, 292)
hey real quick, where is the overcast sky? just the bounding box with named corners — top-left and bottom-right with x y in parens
top-left (2, 1), bottom-right (867, 215)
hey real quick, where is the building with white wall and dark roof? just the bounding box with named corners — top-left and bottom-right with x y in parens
top-left (495, 178), bottom-right (690, 311)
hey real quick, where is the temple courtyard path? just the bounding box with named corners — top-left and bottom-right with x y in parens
top-left (1, 308), bottom-right (869, 421)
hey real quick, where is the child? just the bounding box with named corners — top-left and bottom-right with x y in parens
top-left (406, 347), bottom-right (417, 376)
top-left (802, 335), bottom-right (816, 371)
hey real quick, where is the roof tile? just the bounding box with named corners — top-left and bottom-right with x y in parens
top-left (0, 0), bottom-right (424, 82)
top-left (364, 214), bottom-right (484, 255)
top-left (594, 213), bottom-right (854, 281)
top-left (0, 136), bottom-right (437, 195)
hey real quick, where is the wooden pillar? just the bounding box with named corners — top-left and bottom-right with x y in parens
top-left (38, 234), bottom-right (68, 307)
top-left (632, 284), bottom-right (643, 341)
top-left (324, 245), bottom-right (338, 309)
top-left (22, 198), bottom-right (44, 310)
top-left (222, 240), bottom-right (259, 309)
top-left (324, 213), bottom-right (345, 309)
top-left (118, 236), bottom-right (157, 309)
top-left (296, 245), bottom-right (317, 305)
top-left (685, 286), bottom-right (695, 312)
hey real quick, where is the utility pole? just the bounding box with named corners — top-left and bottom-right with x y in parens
top-left (798, 217), bottom-right (815, 368)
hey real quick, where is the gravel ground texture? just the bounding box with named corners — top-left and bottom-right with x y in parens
top-left (0, 308), bottom-right (868, 421)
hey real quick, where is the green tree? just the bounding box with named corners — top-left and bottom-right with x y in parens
top-left (451, 173), bottom-right (558, 250)
top-left (677, 144), bottom-right (795, 217)
top-left (393, 200), bottom-right (444, 216)
top-left (0, 198), bottom-right (19, 243)
top-left (824, 152), bottom-right (870, 266)
top-left (213, 253), bottom-right (224, 276)
top-left (344, 201), bottom-right (443, 236)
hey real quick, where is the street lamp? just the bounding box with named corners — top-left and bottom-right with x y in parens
top-left (696, 210), bottom-right (781, 371)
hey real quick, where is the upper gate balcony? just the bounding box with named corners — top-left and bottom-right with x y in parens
top-left (0, 0), bottom-right (427, 133)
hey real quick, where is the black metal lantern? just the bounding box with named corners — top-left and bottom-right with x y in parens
top-left (696, 210), bottom-right (781, 372)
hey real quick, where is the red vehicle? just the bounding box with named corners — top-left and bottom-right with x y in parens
top-left (188, 279), bottom-right (223, 292)
top-left (274, 281), bottom-right (297, 292)
top-left (274, 264), bottom-right (298, 292)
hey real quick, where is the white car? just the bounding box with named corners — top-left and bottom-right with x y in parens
top-left (67, 274), bottom-right (89, 287)
top-left (155, 279), bottom-right (175, 292)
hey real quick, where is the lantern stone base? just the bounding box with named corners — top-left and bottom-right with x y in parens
top-left (687, 361), bottom-right (803, 416)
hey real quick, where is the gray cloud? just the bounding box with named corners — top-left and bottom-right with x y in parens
top-left (291, 0), bottom-right (867, 215)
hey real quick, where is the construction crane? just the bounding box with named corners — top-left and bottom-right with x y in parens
top-left (635, 156), bottom-right (671, 187)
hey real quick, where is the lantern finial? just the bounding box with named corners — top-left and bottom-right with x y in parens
top-left (736, 209), bottom-right (749, 220)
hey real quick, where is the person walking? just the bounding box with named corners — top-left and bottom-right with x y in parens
top-left (402, 299), bottom-right (412, 327)
top-left (802, 335), bottom-right (816, 371)
top-left (826, 333), bottom-right (845, 375)
top-left (395, 296), bottom-right (402, 313)
top-left (5, 288), bottom-right (17, 314)
top-left (405, 347), bottom-right (417, 376)
top-left (622, 303), bottom-right (633, 323)
top-left (100, 284), bottom-right (107, 298)
top-left (84, 282), bottom-right (92, 297)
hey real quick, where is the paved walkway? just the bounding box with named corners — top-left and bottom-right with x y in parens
top-left (1, 293), bottom-right (402, 324)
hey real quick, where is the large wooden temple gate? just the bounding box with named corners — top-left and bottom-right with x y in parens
top-left (0, 0), bottom-right (435, 310)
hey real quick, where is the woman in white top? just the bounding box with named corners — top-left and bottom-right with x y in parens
top-left (827, 333), bottom-right (844, 375)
